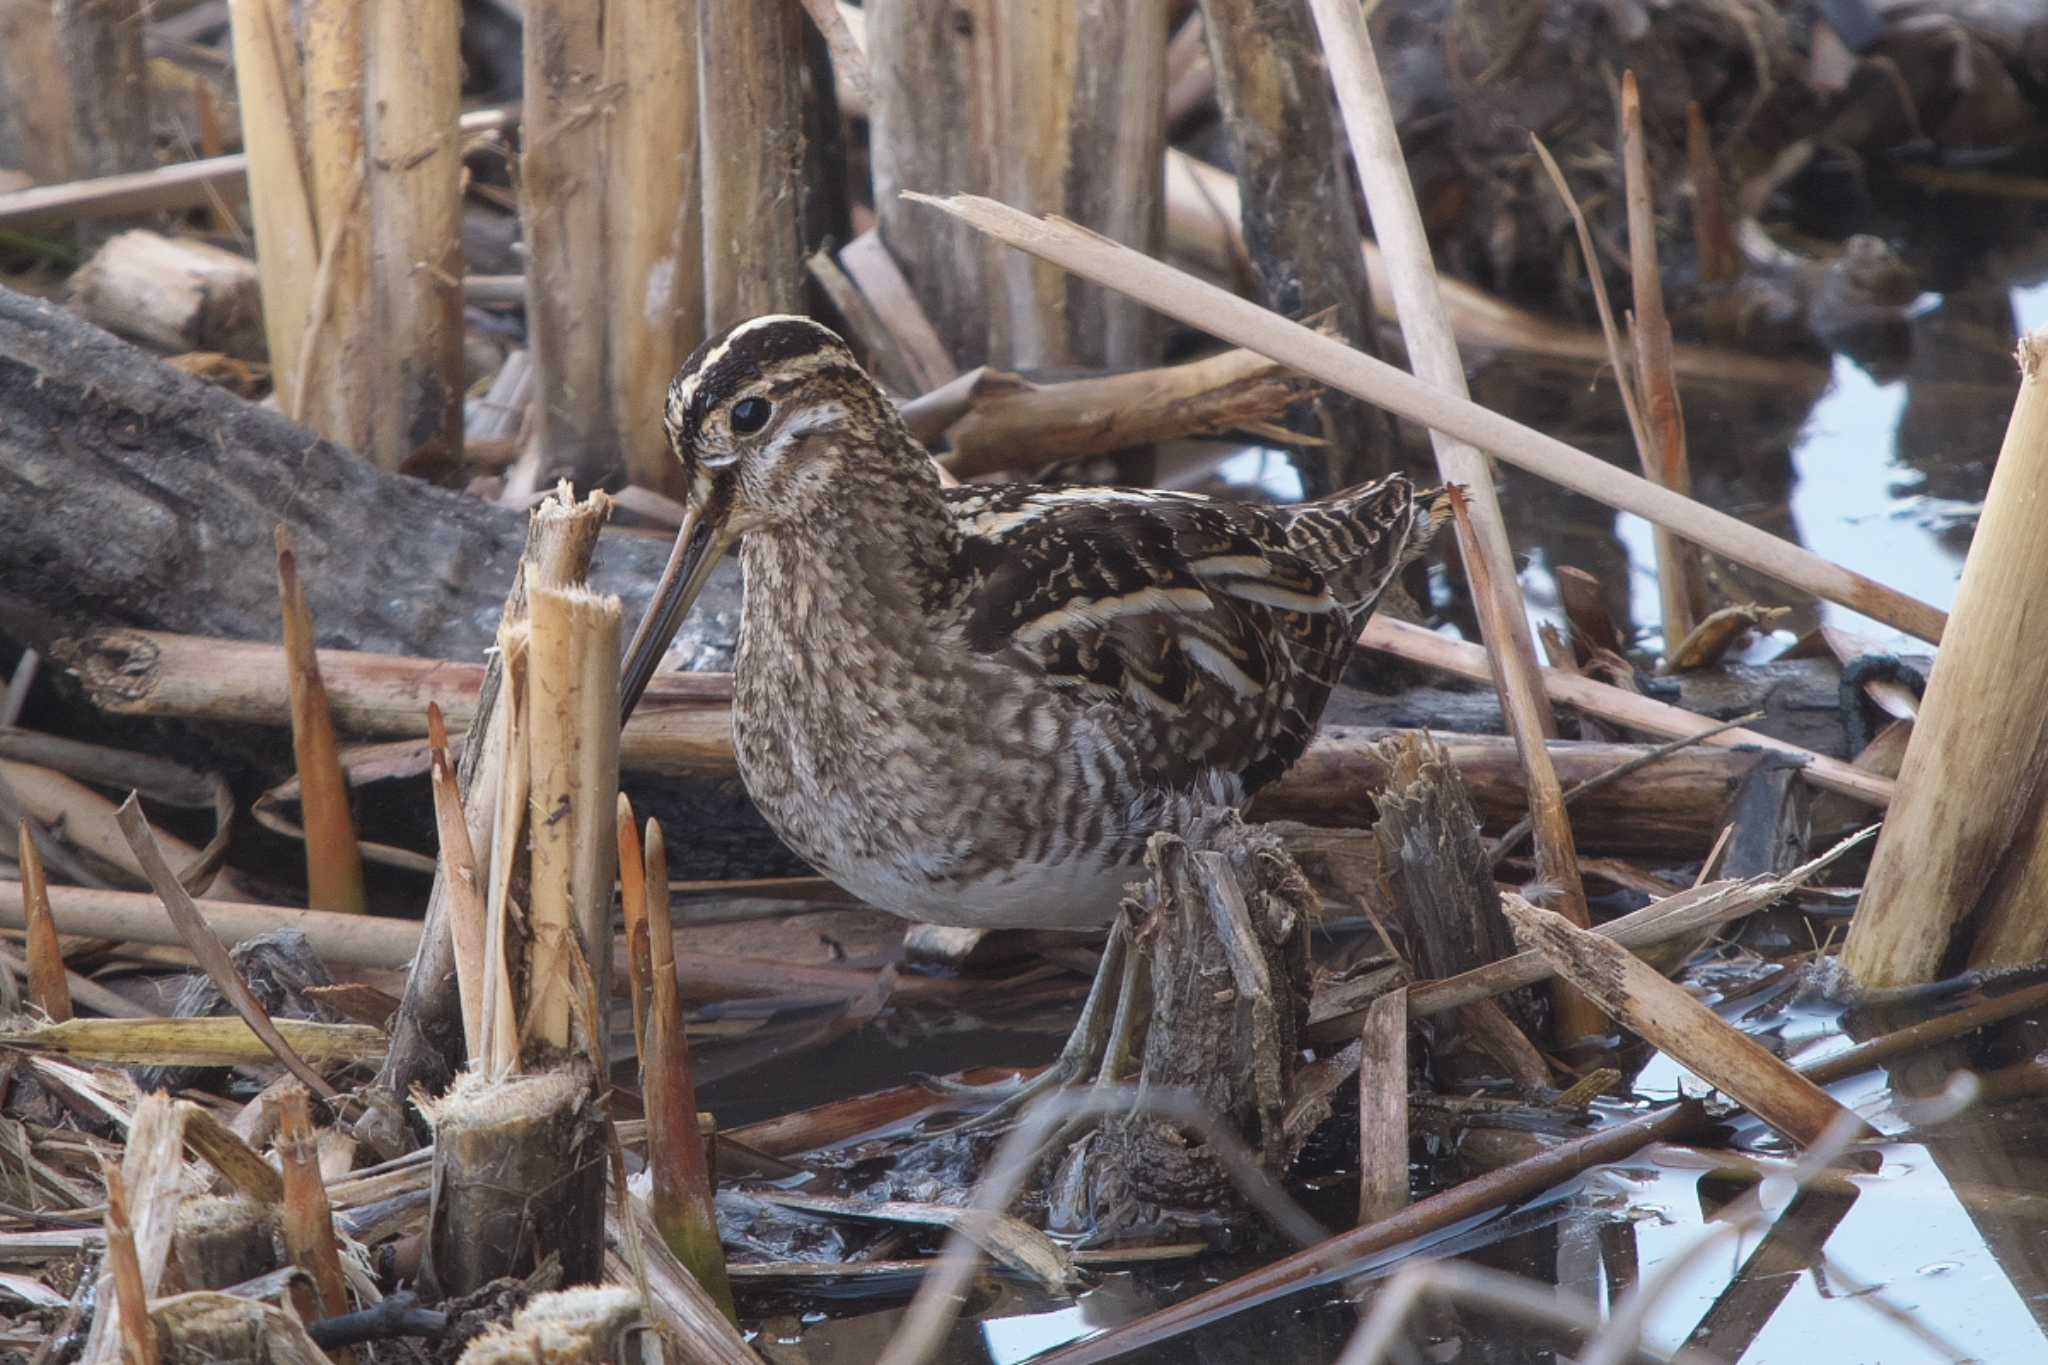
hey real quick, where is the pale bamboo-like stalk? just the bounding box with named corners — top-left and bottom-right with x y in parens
top-left (103, 1165), bottom-right (160, 1365)
top-left (523, 1), bottom-right (616, 484)
top-left (17, 819), bottom-right (70, 1022)
top-left (1847, 328), bottom-right (2048, 986)
top-left (1502, 897), bottom-right (1857, 1148)
top-left (0, 882), bottom-right (418, 969)
top-left (426, 703), bottom-right (486, 1064)
top-left (1447, 492), bottom-right (1605, 1041)
top-left (1308, 0), bottom-right (1553, 736)
top-left (1362, 615), bottom-right (1893, 807)
top-left (699, 0), bottom-right (807, 329)
top-left (276, 1088), bottom-right (352, 1360)
top-left (1357, 987), bottom-right (1409, 1226)
top-left (299, 0), bottom-right (372, 452)
top-left (642, 819), bottom-right (735, 1319)
top-left (365, 0), bottom-right (463, 471)
top-left (911, 192), bottom-right (1945, 643)
top-left (607, 0), bottom-right (703, 496)
top-left (275, 528), bottom-right (365, 916)
top-left (481, 626), bottom-right (530, 1081)
top-left (1620, 71), bottom-right (1704, 652)
top-left (227, 0), bottom-right (318, 415)
top-left (523, 585), bottom-right (622, 1058)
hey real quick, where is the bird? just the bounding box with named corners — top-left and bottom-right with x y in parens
top-left (620, 314), bottom-right (1437, 932)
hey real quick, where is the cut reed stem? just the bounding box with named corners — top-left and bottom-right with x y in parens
top-left (17, 819), bottom-right (69, 1022)
top-left (275, 528), bottom-right (366, 916)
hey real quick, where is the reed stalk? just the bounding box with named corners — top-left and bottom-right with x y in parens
top-left (227, 0), bottom-right (317, 415)
top-left (1356, 987), bottom-right (1409, 1226)
top-left (699, 0), bottom-right (807, 329)
top-left (103, 1165), bottom-right (160, 1365)
top-left (299, 0), bottom-right (372, 453)
top-left (275, 528), bottom-right (366, 916)
top-left (425, 703), bottom-right (486, 1063)
top-left (276, 1088), bottom-right (352, 1363)
top-left (16, 819), bottom-right (68, 1022)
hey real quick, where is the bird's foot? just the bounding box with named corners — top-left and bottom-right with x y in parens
top-left (933, 912), bottom-right (1147, 1134)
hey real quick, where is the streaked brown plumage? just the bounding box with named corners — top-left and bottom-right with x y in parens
top-left (622, 315), bottom-right (1435, 928)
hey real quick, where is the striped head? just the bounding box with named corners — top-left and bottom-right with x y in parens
top-left (624, 315), bottom-right (910, 718)
top-left (661, 314), bottom-right (901, 533)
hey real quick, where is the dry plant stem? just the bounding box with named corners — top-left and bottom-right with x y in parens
top-left (227, 0), bottom-right (318, 416)
top-left (940, 346), bottom-right (1314, 477)
top-left (17, 820), bottom-right (68, 1021)
top-left (1502, 897), bottom-right (1857, 1147)
top-left (1799, 977), bottom-right (2048, 1086)
top-left (365, 0), bottom-right (464, 472)
top-left (0, 882), bottom-right (418, 970)
top-left (1620, 71), bottom-right (1703, 651)
top-left (1362, 615), bottom-right (1894, 807)
top-left (300, 0), bottom-right (372, 452)
top-left (1686, 102), bottom-right (1740, 284)
top-left (1447, 492), bottom-right (1604, 1041)
top-left (277, 1089), bottom-right (352, 1363)
top-left (523, 585), bottom-right (623, 1058)
top-left (837, 231), bottom-right (959, 391)
top-left (179, 1103), bottom-right (286, 1204)
top-left (425, 704), bottom-right (486, 1063)
top-left (276, 529), bottom-right (366, 916)
top-left (909, 193), bottom-right (1946, 644)
top-left (1308, 0), bottom-right (1553, 738)
top-left (699, 0), bottom-right (807, 329)
top-left (480, 633), bottom-right (529, 1082)
top-left (642, 821), bottom-right (735, 1319)
top-left (114, 795), bottom-right (337, 1099)
top-left (1357, 988), bottom-right (1409, 1225)
top-left (1847, 328), bottom-right (2048, 986)
top-left (616, 798), bottom-right (651, 1064)
top-left (607, 0), bottom-right (703, 498)
top-left (522, 0), bottom-right (616, 485)
top-left (102, 1167), bottom-right (159, 1365)
top-left (1034, 1101), bottom-right (1705, 1365)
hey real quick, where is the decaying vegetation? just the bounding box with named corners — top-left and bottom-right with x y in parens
top-left (1, 0), bottom-right (2047, 1361)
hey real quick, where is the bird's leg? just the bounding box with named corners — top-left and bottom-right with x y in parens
top-left (933, 912), bottom-right (1134, 1131)
top-left (1039, 918), bottom-right (1156, 1150)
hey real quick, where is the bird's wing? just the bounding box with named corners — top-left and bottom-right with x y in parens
top-left (945, 485), bottom-right (1354, 791)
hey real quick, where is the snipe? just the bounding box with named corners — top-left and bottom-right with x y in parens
top-left (621, 315), bottom-right (1434, 933)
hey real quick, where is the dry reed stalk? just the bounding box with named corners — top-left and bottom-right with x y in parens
top-left (607, 0), bottom-right (703, 497)
top-left (299, 0), bottom-right (372, 452)
top-left (16, 819), bottom-right (68, 1022)
top-left (84, 1098), bottom-right (195, 1365)
top-left (938, 346), bottom-right (1314, 476)
top-left (523, 1), bottom-right (616, 485)
top-left (1308, 0), bottom-right (1556, 747)
top-left (4, 1016), bottom-right (384, 1068)
top-left (275, 529), bottom-right (366, 916)
top-left (365, 0), bottom-right (464, 472)
top-left (115, 795), bottom-right (338, 1099)
top-left (913, 192), bottom-right (1943, 642)
top-left (425, 704), bottom-right (486, 1063)
top-left (0, 5), bottom-right (72, 185)
top-left (643, 822), bottom-right (741, 1326)
top-left (276, 1089), bottom-right (352, 1361)
top-left (1357, 987), bottom-right (1409, 1226)
top-left (227, 0), bottom-right (318, 415)
top-left (0, 882), bottom-right (417, 969)
top-left (523, 585), bottom-right (622, 1058)
top-left (1361, 615), bottom-right (1894, 806)
top-left (641, 819), bottom-right (734, 1319)
top-left (1620, 72), bottom-right (1705, 652)
top-left (1441, 489), bottom-right (1603, 1038)
top-left (1685, 102), bottom-right (1740, 285)
top-left (1846, 328), bottom-right (2048, 986)
top-left (616, 797), bottom-right (651, 1065)
top-left (102, 1166), bottom-right (159, 1365)
top-left (480, 627), bottom-right (529, 1082)
top-left (178, 1102), bottom-right (287, 1205)
top-left (1, 756), bottom-right (246, 901)
top-left (837, 231), bottom-right (959, 391)
top-left (700, 0), bottom-right (807, 330)
top-left (1501, 896), bottom-right (1856, 1147)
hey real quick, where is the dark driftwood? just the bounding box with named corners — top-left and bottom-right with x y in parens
top-left (1197, 0), bottom-right (1393, 493)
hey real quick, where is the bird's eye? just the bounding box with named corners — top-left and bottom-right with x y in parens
top-left (731, 397), bottom-right (772, 435)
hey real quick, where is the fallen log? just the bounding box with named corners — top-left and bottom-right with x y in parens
top-left (55, 630), bottom-right (1769, 852)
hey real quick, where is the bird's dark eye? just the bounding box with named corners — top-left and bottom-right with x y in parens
top-left (731, 397), bottom-right (772, 435)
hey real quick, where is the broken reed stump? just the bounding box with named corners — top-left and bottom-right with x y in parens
top-left (152, 1291), bottom-right (330, 1365)
top-left (1845, 327), bottom-right (2048, 987)
top-left (421, 1069), bottom-right (607, 1294)
top-left (1049, 809), bottom-right (1314, 1238)
top-left (1368, 732), bottom-right (1544, 1084)
top-left (171, 1197), bottom-right (281, 1291)
top-left (455, 1286), bottom-right (646, 1365)
top-left (68, 230), bottom-right (264, 356)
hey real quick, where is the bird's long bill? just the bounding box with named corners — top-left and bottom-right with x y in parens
top-left (619, 496), bottom-right (735, 724)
